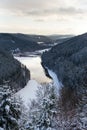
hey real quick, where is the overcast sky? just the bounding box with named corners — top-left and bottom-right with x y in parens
top-left (0, 0), bottom-right (87, 35)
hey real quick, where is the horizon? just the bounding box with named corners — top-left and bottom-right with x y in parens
top-left (0, 32), bottom-right (75, 36)
top-left (0, 0), bottom-right (87, 35)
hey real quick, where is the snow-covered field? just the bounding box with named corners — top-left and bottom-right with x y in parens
top-left (16, 80), bottom-right (41, 106)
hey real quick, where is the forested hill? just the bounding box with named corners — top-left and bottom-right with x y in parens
top-left (0, 33), bottom-right (53, 52)
top-left (42, 33), bottom-right (87, 90)
top-left (48, 34), bottom-right (73, 44)
top-left (0, 48), bottom-right (30, 91)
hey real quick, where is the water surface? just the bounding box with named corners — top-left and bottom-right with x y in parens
top-left (15, 56), bottom-right (51, 83)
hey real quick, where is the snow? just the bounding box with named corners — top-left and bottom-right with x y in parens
top-left (0, 127), bottom-right (4, 130)
top-left (5, 105), bottom-right (10, 113)
top-left (16, 80), bottom-right (41, 106)
top-left (46, 68), bottom-right (63, 95)
top-left (35, 48), bottom-right (51, 54)
top-left (37, 42), bottom-right (44, 44)
top-left (54, 42), bottom-right (58, 46)
top-left (11, 40), bottom-right (15, 43)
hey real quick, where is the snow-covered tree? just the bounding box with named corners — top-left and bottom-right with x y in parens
top-left (26, 84), bottom-right (58, 130)
top-left (0, 84), bottom-right (21, 130)
top-left (17, 96), bottom-right (29, 130)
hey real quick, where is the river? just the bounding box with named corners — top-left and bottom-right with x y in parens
top-left (15, 55), bottom-right (61, 105)
top-left (15, 56), bottom-right (51, 105)
top-left (15, 56), bottom-right (51, 83)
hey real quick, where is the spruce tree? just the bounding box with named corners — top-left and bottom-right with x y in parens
top-left (0, 84), bottom-right (21, 130)
top-left (27, 84), bottom-right (58, 130)
top-left (17, 96), bottom-right (28, 130)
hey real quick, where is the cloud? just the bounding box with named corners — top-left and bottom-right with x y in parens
top-left (0, 0), bottom-right (87, 17)
top-left (35, 19), bottom-right (46, 22)
top-left (0, 0), bottom-right (87, 35)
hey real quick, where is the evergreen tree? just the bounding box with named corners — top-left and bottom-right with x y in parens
top-left (26, 84), bottom-right (58, 130)
top-left (17, 96), bottom-right (28, 130)
top-left (0, 84), bottom-right (21, 130)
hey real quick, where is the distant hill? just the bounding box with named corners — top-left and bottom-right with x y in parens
top-left (48, 34), bottom-right (74, 44)
top-left (0, 48), bottom-right (30, 91)
top-left (0, 33), bottom-right (53, 53)
top-left (48, 34), bottom-right (73, 40)
top-left (42, 33), bottom-right (87, 90)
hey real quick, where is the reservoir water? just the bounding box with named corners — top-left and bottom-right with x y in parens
top-left (15, 56), bottom-right (51, 83)
top-left (15, 56), bottom-right (61, 105)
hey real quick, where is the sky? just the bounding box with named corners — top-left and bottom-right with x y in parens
top-left (0, 0), bottom-right (87, 35)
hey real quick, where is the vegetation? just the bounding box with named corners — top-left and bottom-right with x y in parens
top-left (42, 33), bottom-right (87, 89)
top-left (0, 83), bottom-right (87, 130)
top-left (0, 84), bottom-right (21, 130)
top-left (0, 33), bottom-right (53, 52)
top-left (0, 48), bottom-right (30, 91)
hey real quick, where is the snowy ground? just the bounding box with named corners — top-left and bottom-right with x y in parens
top-left (35, 48), bottom-right (51, 54)
top-left (47, 68), bottom-right (63, 95)
top-left (16, 80), bottom-right (41, 106)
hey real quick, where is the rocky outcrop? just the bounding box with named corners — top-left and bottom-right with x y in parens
top-left (0, 49), bottom-right (30, 91)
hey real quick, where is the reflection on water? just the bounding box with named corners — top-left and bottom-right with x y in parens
top-left (15, 56), bottom-right (51, 83)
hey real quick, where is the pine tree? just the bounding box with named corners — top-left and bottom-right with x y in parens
top-left (27, 84), bottom-right (58, 130)
top-left (0, 84), bottom-right (21, 130)
top-left (17, 96), bottom-right (29, 130)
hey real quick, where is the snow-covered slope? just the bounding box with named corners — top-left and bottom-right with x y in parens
top-left (42, 33), bottom-right (87, 89)
top-left (47, 68), bottom-right (63, 95)
top-left (16, 80), bottom-right (41, 106)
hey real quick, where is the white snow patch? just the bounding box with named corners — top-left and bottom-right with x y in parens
top-left (54, 42), bottom-right (58, 45)
top-left (11, 40), bottom-right (15, 43)
top-left (0, 127), bottom-right (4, 130)
top-left (5, 105), bottom-right (10, 113)
top-left (37, 41), bottom-right (44, 44)
top-left (16, 80), bottom-right (41, 106)
top-left (47, 68), bottom-right (63, 95)
top-left (36, 48), bottom-right (51, 54)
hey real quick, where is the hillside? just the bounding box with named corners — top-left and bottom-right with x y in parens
top-left (48, 34), bottom-right (74, 44)
top-left (42, 33), bottom-right (87, 90)
top-left (0, 48), bottom-right (30, 91)
top-left (0, 33), bottom-right (53, 53)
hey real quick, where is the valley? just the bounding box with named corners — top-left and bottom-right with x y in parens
top-left (0, 32), bottom-right (87, 130)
